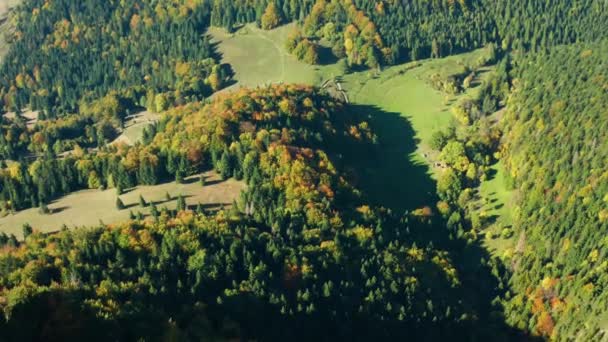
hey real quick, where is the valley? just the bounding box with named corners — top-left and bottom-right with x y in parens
top-left (0, 0), bottom-right (605, 340)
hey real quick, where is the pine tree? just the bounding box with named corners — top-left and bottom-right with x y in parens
top-left (150, 202), bottom-right (159, 220)
top-left (139, 195), bottom-right (147, 207)
top-left (22, 223), bottom-right (33, 239)
top-left (116, 197), bottom-right (125, 210)
top-left (218, 149), bottom-right (232, 180)
top-left (196, 202), bottom-right (204, 215)
top-left (177, 194), bottom-right (186, 211)
top-left (39, 203), bottom-right (50, 215)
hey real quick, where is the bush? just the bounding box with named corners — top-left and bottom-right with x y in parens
top-left (501, 228), bottom-right (514, 239)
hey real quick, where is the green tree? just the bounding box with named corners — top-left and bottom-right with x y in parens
top-left (176, 194), bottom-right (187, 211)
top-left (22, 223), bottom-right (33, 239)
top-left (116, 197), bottom-right (125, 210)
top-left (218, 149), bottom-right (232, 180)
top-left (139, 195), bottom-right (148, 207)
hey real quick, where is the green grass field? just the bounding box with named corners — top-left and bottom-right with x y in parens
top-left (111, 111), bottom-right (159, 146)
top-left (0, 172), bottom-right (245, 238)
top-left (338, 50), bottom-right (498, 211)
top-left (209, 23), bottom-right (341, 91)
top-left (479, 161), bottom-right (516, 255)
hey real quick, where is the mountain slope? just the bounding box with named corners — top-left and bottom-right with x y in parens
top-left (502, 40), bottom-right (608, 340)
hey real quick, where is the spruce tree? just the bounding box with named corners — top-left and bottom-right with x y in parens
top-left (177, 194), bottom-right (187, 211)
top-left (22, 223), bottom-right (33, 239)
top-left (139, 194), bottom-right (147, 207)
top-left (116, 197), bottom-right (125, 210)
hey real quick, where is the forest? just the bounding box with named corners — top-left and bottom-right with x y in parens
top-left (0, 0), bottom-right (607, 340)
top-left (0, 85), bottom-right (515, 341)
top-left (500, 41), bottom-right (608, 340)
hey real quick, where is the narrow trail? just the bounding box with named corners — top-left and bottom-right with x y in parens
top-left (252, 29), bottom-right (286, 82)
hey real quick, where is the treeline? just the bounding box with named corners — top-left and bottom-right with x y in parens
top-left (0, 85), bottom-right (512, 340)
top-left (501, 40), bottom-right (608, 340)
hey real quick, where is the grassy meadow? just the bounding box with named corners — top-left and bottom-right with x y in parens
top-left (0, 172), bottom-right (245, 238)
top-left (209, 23), bottom-right (342, 90)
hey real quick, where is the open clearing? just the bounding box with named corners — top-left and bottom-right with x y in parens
top-left (0, 172), bottom-right (245, 238)
top-left (338, 49), bottom-right (497, 210)
top-left (3, 109), bottom-right (39, 129)
top-left (479, 161), bottom-right (516, 255)
top-left (209, 23), bottom-right (341, 92)
top-left (111, 110), bottom-right (160, 146)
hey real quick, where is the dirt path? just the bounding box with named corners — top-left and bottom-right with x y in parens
top-left (252, 29), bottom-right (286, 81)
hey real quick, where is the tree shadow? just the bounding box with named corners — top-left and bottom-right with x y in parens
top-left (187, 202), bottom-right (230, 212)
top-left (204, 179), bottom-right (225, 186)
top-left (49, 206), bottom-right (70, 214)
top-left (343, 104), bottom-right (436, 213)
top-left (1, 289), bottom-right (116, 342)
top-left (316, 45), bottom-right (339, 66)
top-left (336, 104), bottom-right (539, 340)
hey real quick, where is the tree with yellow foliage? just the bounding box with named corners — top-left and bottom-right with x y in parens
top-left (260, 2), bottom-right (281, 30)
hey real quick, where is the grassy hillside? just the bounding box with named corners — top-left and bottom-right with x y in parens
top-left (209, 23), bottom-right (341, 90)
top-left (0, 172), bottom-right (244, 238)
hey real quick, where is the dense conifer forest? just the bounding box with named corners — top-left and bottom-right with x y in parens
top-left (0, 0), bottom-right (606, 340)
top-left (501, 41), bottom-right (608, 340)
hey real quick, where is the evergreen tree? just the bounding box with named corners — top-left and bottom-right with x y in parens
top-left (22, 223), bottom-right (33, 239)
top-left (218, 149), bottom-right (232, 180)
top-left (139, 195), bottom-right (147, 207)
top-left (176, 194), bottom-right (187, 212)
top-left (116, 197), bottom-right (125, 210)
